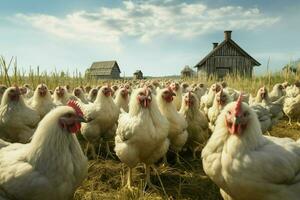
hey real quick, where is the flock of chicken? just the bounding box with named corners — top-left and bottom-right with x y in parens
top-left (0, 79), bottom-right (299, 200)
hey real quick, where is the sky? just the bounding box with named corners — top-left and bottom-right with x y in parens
top-left (0, 0), bottom-right (299, 76)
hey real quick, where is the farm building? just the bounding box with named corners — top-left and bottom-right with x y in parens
top-left (133, 70), bottom-right (143, 79)
top-left (181, 65), bottom-right (196, 78)
top-left (195, 31), bottom-right (261, 78)
top-left (86, 61), bottom-right (121, 79)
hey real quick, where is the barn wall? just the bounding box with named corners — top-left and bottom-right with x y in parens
top-left (111, 65), bottom-right (121, 79)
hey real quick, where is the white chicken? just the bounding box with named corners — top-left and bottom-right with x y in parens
top-left (81, 86), bottom-right (119, 158)
top-left (285, 81), bottom-right (300, 97)
top-left (202, 95), bottom-right (300, 200)
top-left (115, 87), bottom-right (169, 189)
top-left (0, 101), bottom-right (87, 200)
top-left (207, 89), bottom-right (232, 131)
top-left (20, 84), bottom-right (34, 100)
top-left (200, 83), bottom-right (222, 114)
top-left (28, 84), bottom-right (56, 119)
top-left (179, 92), bottom-right (209, 159)
top-left (157, 87), bottom-right (188, 164)
top-left (251, 86), bottom-right (285, 126)
top-left (170, 82), bottom-right (183, 110)
top-left (192, 84), bottom-right (207, 103)
top-left (73, 87), bottom-right (89, 104)
top-left (87, 88), bottom-right (98, 103)
top-left (53, 86), bottom-right (70, 106)
top-left (114, 87), bottom-right (129, 112)
top-left (269, 83), bottom-right (285, 102)
top-left (250, 104), bottom-right (272, 134)
top-left (0, 86), bottom-right (40, 143)
top-left (283, 94), bottom-right (300, 125)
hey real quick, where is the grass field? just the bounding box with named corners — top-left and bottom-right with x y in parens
top-left (73, 119), bottom-right (299, 200)
top-left (1, 56), bottom-right (299, 200)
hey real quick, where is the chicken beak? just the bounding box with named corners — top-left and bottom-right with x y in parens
top-left (76, 116), bottom-right (87, 123)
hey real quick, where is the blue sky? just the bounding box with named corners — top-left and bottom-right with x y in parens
top-left (0, 0), bottom-right (299, 76)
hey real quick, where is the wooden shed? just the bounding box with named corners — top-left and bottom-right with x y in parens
top-left (86, 61), bottom-right (121, 79)
top-left (194, 31), bottom-right (261, 78)
top-left (133, 70), bottom-right (143, 80)
top-left (181, 65), bottom-right (195, 78)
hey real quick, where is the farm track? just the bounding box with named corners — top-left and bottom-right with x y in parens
top-left (74, 119), bottom-right (299, 200)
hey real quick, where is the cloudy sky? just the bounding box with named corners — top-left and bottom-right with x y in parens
top-left (0, 0), bottom-right (299, 76)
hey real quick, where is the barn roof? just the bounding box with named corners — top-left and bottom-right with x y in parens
top-left (88, 61), bottom-right (121, 76)
top-left (195, 38), bottom-right (261, 68)
top-left (181, 66), bottom-right (194, 73)
top-left (134, 70), bottom-right (143, 75)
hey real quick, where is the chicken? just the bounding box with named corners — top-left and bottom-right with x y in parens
top-left (192, 85), bottom-right (206, 103)
top-left (111, 85), bottom-right (119, 97)
top-left (181, 82), bottom-right (190, 93)
top-left (286, 81), bottom-right (300, 97)
top-left (64, 84), bottom-right (72, 94)
top-left (87, 88), bottom-right (98, 103)
top-left (20, 84), bottom-right (34, 99)
top-left (269, 83), bottom-right (285, 102)
top-left (114, 87), bottom-right (169, 189)
top-left (85, 86), bottom-right (92, 94)
top-left (202, 95), bottom-right (300, 200)
top-left (73, 87), bottom-right (89, 104)
top-left (251, 86), bottom-right (285, 126)
top-left (0, 102), bottom-right (88, 200)
top-left (0, 87), bottom-right (40, 143)
top-left (208, 89), bottom-right (232, 131)
top-left (283, 94), bottom-right (300, 125)
top-left (170, 82), bottom-right (183, 110)
top-left (114, 87), bottom-right (129, 112)
top-left (157, 87), bottom-right (188, 164)
top-left (250, 104), bottom-right (272, 133)
top-left (81, 86), bottom-right (119, 159)
top-left (179, 92), bottom-right (209, 159)
top-left (249, 86), bottom-right (269, 105)
top-left (0, 85), bottom-right (7, 103)
top-left (53, 86), bottom-right (70, 106)
top-left (28, 84), bottom-right (56, 119)
top-left (200, 83), bottom-right (222, 114)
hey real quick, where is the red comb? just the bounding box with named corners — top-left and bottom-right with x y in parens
top-left (234, 93), bottom-right (243, 115)
top-left (67, 100), bottom-right (83, 117)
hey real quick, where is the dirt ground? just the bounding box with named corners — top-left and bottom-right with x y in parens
top-left (74, 119), bottom-right (299, 200)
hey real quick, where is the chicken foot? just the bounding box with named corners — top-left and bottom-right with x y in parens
top-left (105, 141), bottom-right (116, 160)
top-left (144, 164), bottom-right (159, 191)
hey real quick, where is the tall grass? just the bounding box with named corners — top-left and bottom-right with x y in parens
top-left (0, 56), bottom-right (299, 93)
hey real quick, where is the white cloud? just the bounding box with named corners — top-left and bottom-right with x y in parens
top-left (14, 1), bottom-right (280, 49)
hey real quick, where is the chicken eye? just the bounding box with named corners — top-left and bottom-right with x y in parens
top-left (227, 111), bottom-right (232, 115)
top-left (243, 112), bottom-right (249, 117)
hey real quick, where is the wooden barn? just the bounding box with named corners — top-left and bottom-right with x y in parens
top-left (86, 60), bottom-right (121, 79)
top-left (195, 31), bottom-right (261, 78)
top-left (181, 65), bottom-right (195, 78)
top-left (133, 70), bottom-right (143, 80)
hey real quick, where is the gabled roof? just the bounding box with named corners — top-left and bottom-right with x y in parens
top-left (134, 70), bottom-right (143, 74)
top-left (88, 61), bottom-right (121, 75)
top-left (181, 66), bottom-right (195, 73)
top-left (195, 39), bottom-right (261, 68)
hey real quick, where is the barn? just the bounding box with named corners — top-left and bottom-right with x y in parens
top-left (133, 70), bottom-right (143, 80)
top-left (86, 61), bottom-right (121, 79)
top-left (194, 31), bottom-right (261, 78)
top-left (181, 65), bottom-right (196, 78)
